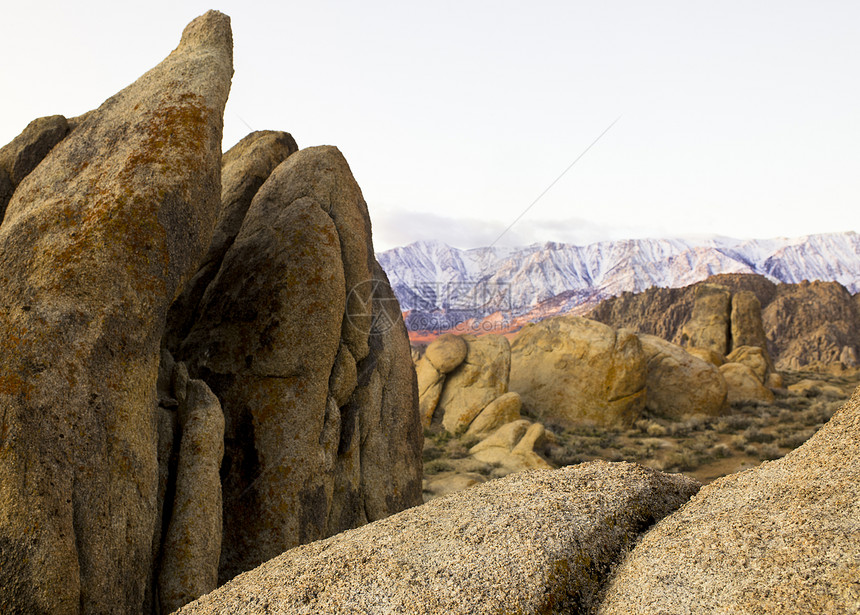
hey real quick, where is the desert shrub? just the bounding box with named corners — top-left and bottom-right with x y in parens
top-left (743, 444), bottom-right (760, 457)
top-left (717, 415), bottom-right (753, 433)
top-left (730, 434), bottom-right (748, 451)
top-left (661, 450), bottom-right (696, 472)
top-left (424, 459), bottom-right (454, 475)
top-left (744, 427), bottom-right (775, 444)
top-left (758, 444), bottom-right (783, 460)
top-left (646, 422), bottom-right (668, 437)
top-left (777, 431), bottom-right (812, 450)
top-left (710, 443), bottom-right (731, 458)
top-left (423, 446), bottom-right (443, 463)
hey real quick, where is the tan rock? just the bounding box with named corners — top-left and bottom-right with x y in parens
top-left (639, 334), bottom-right (727, 418)
top-left (766, 371), bottom-right (785, 388)
top-left (599, 387), bottom-right (860, 614)
top-left (726, 344), bottom-right (771, 383)
top-left (465, 391), bottom-right (522, 439)
top-left (416, 356), bottom-right (445, 427)
top-left (179, 147), bottom-right (422, 583)
top-left (328, 342), bottom-right (358, 407)
top-left (720, 362), bottom-right (775, 404)
top-left (436, 334), bottom-right (511, 434)
top-left (510, 317), bottom-right (646, 428)
top-left (0, 114), bottom-right (69, 222)
top-left (423, 472), bottom-right (487, 501)
top-left (165, 130), bottom-right (298, 349)
top-left (469, 420), bottom-right (552, 473)
top-left (158, 379), bottom-right (225, 614)
top-left (730, 289), bottom-right (769, 351)
top-left (679, 284), bottom-right (731, 355)
top-left (425, 332), bottom-right (468, 373)
top-left (470, 419), bottom-right (532, 455)
top-left (0, 11), bottom-right (232, 614)
top-left (177, 463), bottom-right (699, 615)
top-left (788, 379), bottom-right (845, 398)
top-left (685, 346), bottom-right (724, 366)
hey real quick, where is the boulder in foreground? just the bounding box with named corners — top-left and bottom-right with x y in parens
top-left (599, 386), bottom-right (860, 614)
top-left (177, 462), bottom-right (699, 615)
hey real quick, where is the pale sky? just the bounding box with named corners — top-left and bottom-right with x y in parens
top-left (2, 1), bottom-right (858, 250)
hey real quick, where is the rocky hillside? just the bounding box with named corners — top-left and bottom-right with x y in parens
top-left (0, 12), bottom-right (421, 614)
top-left (377, 233), bottom-right (860, 334)
top-left (588, 273), bottom-right (860, 370)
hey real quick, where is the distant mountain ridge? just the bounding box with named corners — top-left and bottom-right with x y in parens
top-left (376, 231), bottom-right (860, 334)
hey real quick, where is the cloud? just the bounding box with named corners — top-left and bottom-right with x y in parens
top-left (370, 206), bottom-right (682, 250)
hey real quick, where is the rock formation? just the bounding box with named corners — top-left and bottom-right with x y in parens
top-left (638, 334), bottom-right (727, 418)
top-left (731, 289), bottom-right (769, 350)
top-left (434, 334), bottom-right (510, 434)
top-left (678, 283), bottom-right (732, 355)
top-left (0, 11), bottom-right (423, 614)
top-left (719, 362), bottom-right (775, 404)
top-left (176, 463), bottom-right (699, 615)
top-left (599, 386), bottom-right (860, 613)
top-left (172, 145), bottom-right (423, 583)
top-left (0, 114), bottom-right (70, 222)
top-left (589, 273), bottom-right (859, 370)
top-left (0, 10), bottom-right (233, 614)
top-left (763, 279), bottom-right (860, 369)
top-left (510, 317), bottom-right (646, 428)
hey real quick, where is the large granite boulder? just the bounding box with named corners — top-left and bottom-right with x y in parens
top-left (679, 283), bottom-right (731, 355)
top-left (424, 332), bottom-right (467, 373)
top-left (639, 334), bottom-right (727, 418)
top-left (599, 386), bottom-right (860, 614)
top-left (730, 289), bottom-right (769, 351)
top-left (0, 11), bottom-right (233, 614)
top-left (177, 462), bottom-right (699, 615)
top-left (434, 334), bottom-right (510, 434)
top-left (725, 344), bottom-right (772, 383)
top-left (175, 145), bottom-right (422, 583)
top-left (720, 362), bottom-right (775, 404)
top-left (165, 130), bottom-right (298, 349)
top-left (510, 317), bottom-right (646, 428)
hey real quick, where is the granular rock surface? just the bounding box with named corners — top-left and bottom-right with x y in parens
top-left (178, 462), bottom-right (699, 615)
top-left (599, 386), bottom-right (860, 614)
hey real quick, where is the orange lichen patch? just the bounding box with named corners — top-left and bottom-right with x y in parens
top-left (40, 92), bottom-right (213, 301)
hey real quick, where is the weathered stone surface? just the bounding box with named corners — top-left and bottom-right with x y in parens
top-left (679, 284), bottom-right (731, 355)
top-left (178, 146), bottom-right (421, 584)
top-left (436, 334), bottom-right (510, 434)
top-left (0, 11), bottom-right (232, 614)
top-left (730, 289), bottom-right (769, 351)
top-left (510, 317), bottom-right (646, 428)
top-left (328, 342), bottom-right (357, 408)
top-left (158, 379), bottom-right (225, 614)
top-left (686, 346), bottom-right (724, 366)
top-left (424, 332), bottom-right (467, 373)
top-left (165, 130), bottom-right (297, 349)
top-left (599, 387), bottom-right (860, 614)
top-left (639, 334), bottom-right (727, 419)
top-left (720, 362), bottom-right (775, 404)
top-left (465, 391), bottom-right (522, 439)
top-left (469, 420), bottom-right (552, 473)
top-left (423, 472), bottom-right (486, 500)
top-left (0, 114), bottom-right (70, 222)
top-left (177, 463), bottom-right (699, 615)
top-left (764, 280), bottom-right (860, 370)
top-left (416, 356), bottom-right (445, 427)
top-left (726, 344), bottom-right (771, 383)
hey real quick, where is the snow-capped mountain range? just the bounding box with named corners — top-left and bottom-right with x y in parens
top-left (376, 231), bottom-right (860, 333)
